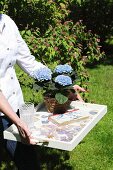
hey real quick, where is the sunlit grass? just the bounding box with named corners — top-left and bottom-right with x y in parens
top-left (69, 64), bottom-right (113, 170)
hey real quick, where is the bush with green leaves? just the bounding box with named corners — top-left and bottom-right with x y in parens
top-left (0, 0), bottom-right (8, 12)
top-left (21, 20), bottom-right (104, 100)
top-left (2, 0), bottom-right (113, 43)
top-left (69, 0), bottom-right (113, 44)
top-left (22, 20), bottom-right (104, 64)
top-left (2, 0), bottom-right (70, 34)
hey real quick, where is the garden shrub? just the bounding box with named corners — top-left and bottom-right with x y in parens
top-left (2, 0), bottom-right (70, 34)
top-left (20, 20), bottom-right (104, 101)
top-left (69, 0), bottom-right (113, 43)
top-left (2, 0), bottom-right (113, 44)
top-left (22, 20), bottom-right (104, 66)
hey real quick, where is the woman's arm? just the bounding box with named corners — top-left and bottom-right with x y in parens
top-left (0, 91), bottom-right (35, 144)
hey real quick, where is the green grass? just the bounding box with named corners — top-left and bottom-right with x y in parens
top-left (1, 64), bottom-right (113, 170)
top-left (69, 64), bottom-right (113, 170)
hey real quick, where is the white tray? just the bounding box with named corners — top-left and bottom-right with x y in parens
top-left (4, 101), bottom-right (107, 151)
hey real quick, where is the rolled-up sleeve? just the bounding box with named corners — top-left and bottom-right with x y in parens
top-left (14, 23), bottom-right (46, 77)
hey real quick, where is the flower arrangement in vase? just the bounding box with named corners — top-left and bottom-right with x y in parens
top-left (33, 64), bottom-right (77, 114)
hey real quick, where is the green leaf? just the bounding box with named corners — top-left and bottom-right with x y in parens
top-left (33, 83), bottom-right (42, 91)
top-left (55, 93), bottom-right (68, 104)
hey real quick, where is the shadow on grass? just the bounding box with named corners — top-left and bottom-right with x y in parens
top-left (35, 146), bottom-right (73, 170)
top-left (0, 144), bottom-right (17, 170)
top-left (0, 144), bottom-right (73, 170)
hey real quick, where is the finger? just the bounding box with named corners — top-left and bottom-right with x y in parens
top-left (19, 127), bottom-right (31, 139)
top-left (19, 131), bottom-right (40, 145)
top-left (29, 139), bottom-right (37, 145)
top-left (73, 85), bottom-right (85, 92)
top-left (18, 126), bottom-right (26, 138)
top-left (31, 138), bottom-right (49, 145)
top-left (76, 93), bottom-right (84, 102)
top-left (21, 136), bottom-right (37, 145)
top-left (17, 127), bottom-right (31, 144)
top-left (31, 139), bottom-right (40, 144)
top-left (78, 87), bottom-right (85, 92)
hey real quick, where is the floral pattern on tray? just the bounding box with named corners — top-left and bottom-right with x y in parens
top-left (32, 108), bottom-right (98, 142)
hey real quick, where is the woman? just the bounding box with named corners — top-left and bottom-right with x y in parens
top-left (0, 13), bottom-right (85, 169)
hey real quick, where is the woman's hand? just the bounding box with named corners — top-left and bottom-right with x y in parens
top-left (69, 85), bottom-right (85, 102)
top-left (73, 85), bottom-right (86, 102)
top-left (16, 120), bottom-right (36, 145)
top-left (0, 91), bottom-right (39, 145)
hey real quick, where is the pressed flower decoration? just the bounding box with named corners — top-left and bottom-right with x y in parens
top-left (33, 64), bottom-right (77, 105)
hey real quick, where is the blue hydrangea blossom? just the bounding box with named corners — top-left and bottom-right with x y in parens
top-left (34, 67), bottom-right (52, 82)
top-left (54, 64), bottom-right (73, 74)
top-left (55, 75), bottom-right (72, 86)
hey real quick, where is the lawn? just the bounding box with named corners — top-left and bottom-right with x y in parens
top-left (69, 63), bottom-right (113, 170)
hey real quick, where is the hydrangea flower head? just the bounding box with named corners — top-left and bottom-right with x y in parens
top-left (55, 75), bottom-right (72, 86)
top-left (54, 64), bottom-right (73, 74)
top-left (34, 67), bottom-right (52, 82)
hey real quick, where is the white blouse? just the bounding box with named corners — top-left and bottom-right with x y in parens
top-left (0, 14), bottom-right (45, 113)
